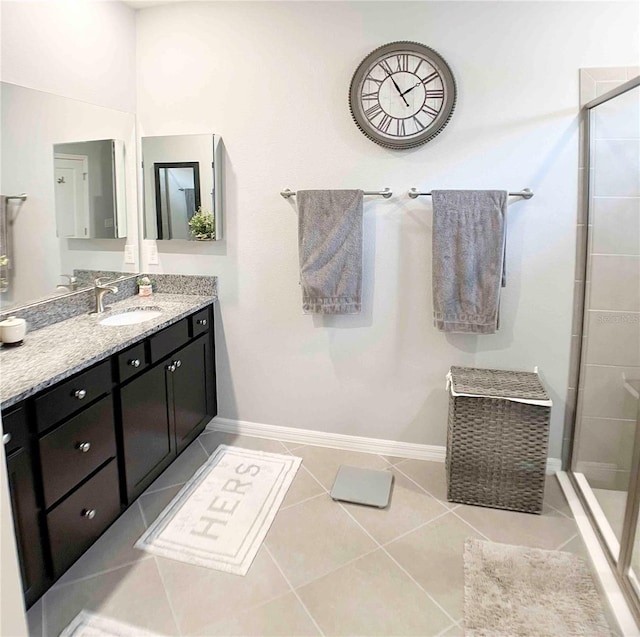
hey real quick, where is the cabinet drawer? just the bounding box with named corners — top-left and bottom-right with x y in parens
top-left (35, 361), bottom-right (111, 433)
top-left (2, 405), bottom-right (28, 456)
top-left (190, 308), bottom-right (210, 338)
top-left (117, 342), bottom-right (147, 383)
top-left (47, 459), bottom-right (120, 577)
top-left (39, 395), bottom-right (116, 508)
top-left (149, 318), bottom-right (189, 364)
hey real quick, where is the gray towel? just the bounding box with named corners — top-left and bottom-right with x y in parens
top-left (0, 196), bottom-right (11, 294)
top-left (432, 190), bottom-right (507, 334)
top-left (297, 190), bottom-right (363, 314)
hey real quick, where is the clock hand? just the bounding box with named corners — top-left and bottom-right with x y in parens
top-left (381, 66), bottom-right (411, 107)
top-left (400, 82), bottom-right (422, 98)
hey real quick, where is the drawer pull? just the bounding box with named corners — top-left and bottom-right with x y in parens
top-left (196, 319), bottom-right (207, 326)
top-left (2, 432), bottom-right (11, 445)
top-left (166, 363), bottom-right (176, 373)
top-left (128, 359), bottom-right (141, 368)
top-left (174, 360), bottom-right (182, 368)
top-left (74, 389), bottom-right (87, 400)
top-left (76, 441), bottom-right (91, 453)
top-left (82, 508), bottom-right (96, 520)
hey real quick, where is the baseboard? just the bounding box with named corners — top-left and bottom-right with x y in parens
top-left (207, 417), bottom-right (561, 474)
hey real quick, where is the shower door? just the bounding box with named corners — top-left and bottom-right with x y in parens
top-left (570, 77), bottom-right (640, 616)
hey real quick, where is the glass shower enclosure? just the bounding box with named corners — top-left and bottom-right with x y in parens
top-left (569, 75), bottom-right (640, 616)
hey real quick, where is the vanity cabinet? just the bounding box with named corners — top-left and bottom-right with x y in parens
top-left (2, 405), bottom-right (47, 607)
top-left (1, 302), bottom-right (217, 608)
top-left (120, 307), bottom-right (214, 502)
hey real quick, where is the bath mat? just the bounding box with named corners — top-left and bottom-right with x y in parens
top-left (463, 538), bottom-right (611, 636)
top-left (136, 445), bottom-right (301, 575)
top-left (59, 611), bottom-right (163, 636)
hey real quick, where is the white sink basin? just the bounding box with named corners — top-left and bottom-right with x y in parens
top-left (99, 310), bottom-right (162, 326)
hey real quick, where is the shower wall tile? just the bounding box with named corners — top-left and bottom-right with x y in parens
top-left (581, 364), bottom-right (640, 421)
top-left (592, 197), bottom-right (640, 255)
top-left (576, 416), bottom-right (636, 471)
top-left (593, 86), bottom-right (640, 140)
top-left (585, 68), bottom-right (630, 82)
top-left (589, 255), bottom-right (640, 311)
top-left (593, 139), bottom-right (640, 197)
top-left (585, 311), bottom-right (640, 367)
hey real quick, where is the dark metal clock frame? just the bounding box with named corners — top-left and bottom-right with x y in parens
top-left (349, 41), bottom-right (457, 150)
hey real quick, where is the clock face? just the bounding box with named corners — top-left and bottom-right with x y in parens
top-left (349, 42), bottom-right (457, 149)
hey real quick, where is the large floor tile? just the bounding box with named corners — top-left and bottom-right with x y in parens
top-left (297, 549), bottom-right (451, 636)
top-left (199, 431), bottom-right (288, 455)
top-left (54, 504), bottom-right (150, 586)
top-left (453, 502), bottom-right (577, 550)
top-left (341, 470), bottom-right (449, 545)
top-left (192, 592), bottom-right (320, 637)
top-left (26, 598), bottom-right (43, 637)
top-left (138, 484), bottom-right (184, 528)
top-left (144, 438), bottom-right (209, 493)
top-left (281, 465), bottom-right (326, 509)
top-left (156, 546), bottom-right (290, 635)
top-left (42, 558), bottom-right (179, 637)
top-left (544, 474), bottom-right (573, 518)
top-left (265, 494), bottom-right (377, 588)
top-left (294, 446), bottom-right (389, 490)
top-left (394, 459), bottom-right (452, 505)
top-left (385, 512), bottom-right (484, 621)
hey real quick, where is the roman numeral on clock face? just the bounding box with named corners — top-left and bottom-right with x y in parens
top-left (379, 59), bottom-right (394, 76)
top-left (421, 71), bottom-right (439, 86)
top-left (365, 103), bottom-right (383, 120)
top-left (397, 119), bottom-right (406, 136)
top-left (361, 91), bottom-right (379, 102)
top-left (377, 114), bottom-right (393, 133)
top-left (425, 89), bottom-right (444, 99)
top-left (421, 104), bottom-right (439, 119)
top-left (396, 54), bottom-right (409, 72)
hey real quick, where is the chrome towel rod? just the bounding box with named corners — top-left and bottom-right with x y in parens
top-left (281, 188), bottom-right (392, 199)
top-left (6, 193), bottom-right (28, 202)
top-left (408, 188), bottom-right (533, 200)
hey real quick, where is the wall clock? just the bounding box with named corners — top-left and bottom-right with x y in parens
top-left (349, 41), bottom-right (457, 149)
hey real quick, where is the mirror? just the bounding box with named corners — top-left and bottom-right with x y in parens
top-left (53, 139), bottom-right (127, 239)
top-left (0, 82), bottom-right (138, 311)
top-left (142, 134), bottom-right (222, 241)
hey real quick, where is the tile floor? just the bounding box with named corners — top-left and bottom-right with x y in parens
top-left (27, 431), bottom-right (609, 637)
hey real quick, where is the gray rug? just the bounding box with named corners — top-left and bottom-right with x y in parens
top-left (463, 539), bottom-right (611, 637)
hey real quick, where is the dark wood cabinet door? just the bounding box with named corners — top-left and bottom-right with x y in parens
top-left (120, 363), bottom-right (174, 501)
top-left (6, 446), bottom-right (47, 607)
top-left (171, 337), bottom-right (209, 454)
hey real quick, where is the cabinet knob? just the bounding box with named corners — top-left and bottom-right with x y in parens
top-left (74, 389), bottom-right (87, 400)
top-left (82, 508), bottom-right (96, 520)
top-left (166, 363), bottom-right (176, 373)
top-left (128, 358), bottom-right (141, 368)
top-left (2, 432), bottom-right (11, 446)
top-left (76, 441), bottom-right (91, 453)
top-left (197, 319), bottom-right (207, 326)
top-left (174, 360), bottom-right (182, 368)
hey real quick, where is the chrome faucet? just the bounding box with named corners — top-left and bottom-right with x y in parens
top-left (56, 274), bottom-right (79, 293)
top-left (93, 277), bottom-right (118, 314)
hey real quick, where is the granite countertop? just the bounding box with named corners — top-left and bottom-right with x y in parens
top-left (0, 293), bottom-right (216, 409)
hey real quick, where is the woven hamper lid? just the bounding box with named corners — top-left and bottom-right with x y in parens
top-left (449, 366), bottom-right (550, 402)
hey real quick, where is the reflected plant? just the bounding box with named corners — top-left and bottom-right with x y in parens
top-left (188, 208), bottom-right (215, 241)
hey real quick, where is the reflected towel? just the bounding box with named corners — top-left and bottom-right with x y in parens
top-left (297, 190), bottom-right (363, 314)
top-left (0, 196), bottom-right (11, 294)
top-left (432, 190), bottom-right (507, 333)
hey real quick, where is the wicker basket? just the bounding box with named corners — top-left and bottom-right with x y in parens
top-left (445, 366), bottom-right (551, 514)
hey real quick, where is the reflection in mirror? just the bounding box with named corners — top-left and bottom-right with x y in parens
top-left (53, 139), bottom-right (127, 239)
top-left (143, 134), bottom-right (222, 241)
top-left (154, 162), bottom-right (201, 240)
top-left (0, 82), bottom-right (138, 311)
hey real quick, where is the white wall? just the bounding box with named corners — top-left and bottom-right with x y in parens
top-left (136, 1), bottom-right (639, 459)
top-left (0, 0), bottom-right (136, 112)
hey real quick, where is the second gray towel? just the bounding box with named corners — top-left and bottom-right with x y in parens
top-left (432, 190), bottom-right (507, 334)
top-left (297, 190), bottom-right (363, 314)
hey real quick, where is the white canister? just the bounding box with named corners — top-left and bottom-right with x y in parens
top-left (0, 316), bottom-right (27, 344)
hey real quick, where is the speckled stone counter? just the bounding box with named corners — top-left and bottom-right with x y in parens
top-left (0, 293), bottom-right (216, 409)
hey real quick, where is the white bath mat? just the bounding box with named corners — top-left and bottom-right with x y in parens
top-left (59, 611), bottom-right (163, 637)
top-left (136, 445), bottom-right (301, 575)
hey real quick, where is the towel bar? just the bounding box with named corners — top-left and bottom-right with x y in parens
top-left (408, 188), bottom-right (533, 200)
top-left (281, 188), bottom-right (392, 199)
top-left (6, 193), bottom-right (28, 202)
